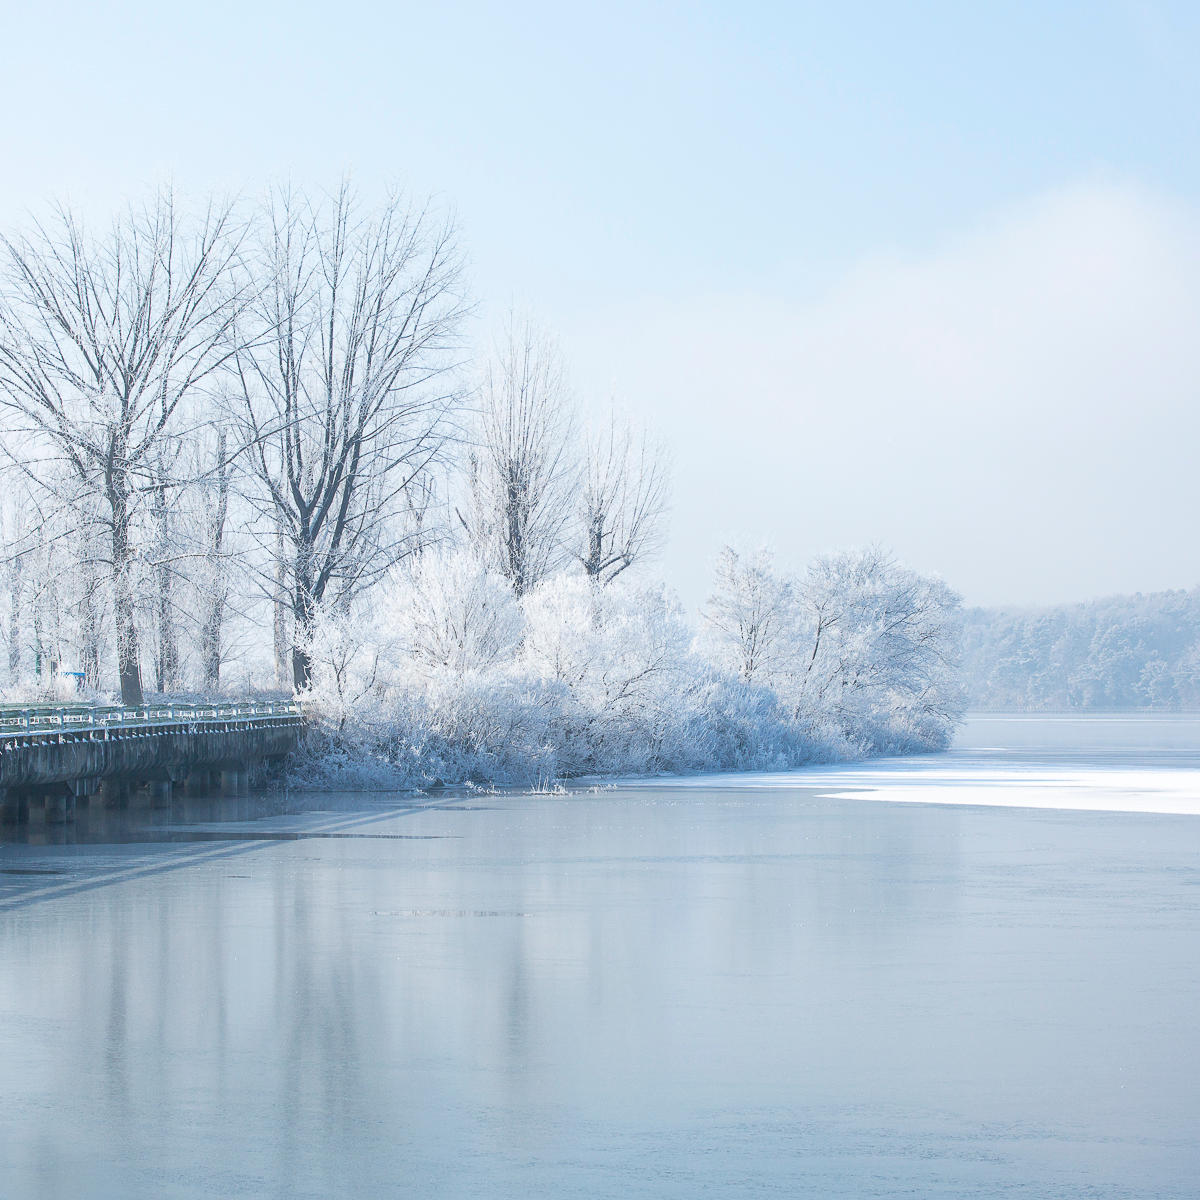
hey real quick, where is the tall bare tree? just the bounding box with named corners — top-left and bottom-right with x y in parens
top-left (0, 193), bottom-right (248, 703)
top-left (576, 414), bottom-right (669, 583)
top-left (461, 316), bottom-right (576, 596)
top-left (231, 185), bottom-right (468, 690)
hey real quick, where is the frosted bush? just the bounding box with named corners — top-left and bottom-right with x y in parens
top-left (296, 546), bottom-right (965, 790)
top-left (379, 549), bottom-right (522, 674)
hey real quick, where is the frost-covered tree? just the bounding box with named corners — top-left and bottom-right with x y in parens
top-left (304, 597), bottom-right (386, 730)
top-left (702, 546), bottom-right (795, 684)
top-left (0, 474), bottom-right (110, 696)
top-left (522, 573), bottom-right (693, 770)
top-left (575, 414), bottom-right (669, 584)
top-left (298, 545), bottom-right (965, 788)
top-left (788, 547), bottom-right (964, 751)
top-left (0, 192), bottom-right (247, 703)
top-left (0, 186), bottom-right (969, 775)
top-left (381, 548), bottom-right (521, 675)
top-left (230, 184), bottom-right (468, 690)
top-left (962, 587), bottom-right (1200, 711)
top-left (698, 544), bottom-right (963, 754)
top-left (462, 316), bottom-right (576, 596)
top-left (523, 575), bottom-right (686, 697)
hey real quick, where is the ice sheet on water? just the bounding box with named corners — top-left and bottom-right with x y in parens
top-left (613, 714), bottom-right (1200, 816)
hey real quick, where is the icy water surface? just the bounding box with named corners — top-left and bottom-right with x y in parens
top-left (1, 717), bottom-right (1199, 1198)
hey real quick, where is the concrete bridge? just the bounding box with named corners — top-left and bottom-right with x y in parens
top-left (0, 701), bottom-right (302, 824)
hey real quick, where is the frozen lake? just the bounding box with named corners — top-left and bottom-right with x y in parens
top-left (1, 715), bottom-right (1199, 1198)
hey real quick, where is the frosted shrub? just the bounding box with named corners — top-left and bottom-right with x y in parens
top-left (701, 546), bottom-right (797, 686)
top-left (521, 574), bottom-right (694, 773)
top-left (661, 669), bottom-right (804, 772)
top-left (380, 549), bottom-right (522, 674)
top-left (296, 545), bottom-right (965, 790)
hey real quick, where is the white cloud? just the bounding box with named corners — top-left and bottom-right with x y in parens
top-left (562, 181), bottom-right (1200, 610)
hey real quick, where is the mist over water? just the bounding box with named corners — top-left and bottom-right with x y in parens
top-left (1, 719), bottom-right (1199, 1198)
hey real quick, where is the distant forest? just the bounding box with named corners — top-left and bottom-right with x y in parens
top-left (963, 589), bottom-right (1200, 711)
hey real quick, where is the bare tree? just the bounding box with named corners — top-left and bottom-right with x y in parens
top-left (576, 413), bottom-right (669, 583)
top-left (461, 316), bottom-right (576, 596)
top-left (0, 193), bottom-right (248, 703)
top-left (230, 185), bottom-right (468, 690)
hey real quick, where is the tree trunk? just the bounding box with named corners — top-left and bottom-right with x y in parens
top-left (505, 477), bottom-right (527, 596)
top-left (114, 586), bottom-right (144, 704)
top-left (274, 549), bottom-right (290, 691)
top-left (151, 482), bottom-right (178, 693)
top-left (199, 601), bottom-right (222, 692)
top-left (79, 549), bottom-right (102, 691)
top-left (291, 643), bottom-right (312, 693)
top-left (199, 431), bottom-right (230, 693)
top-left (585, 513), bottom-right (604, 579)
top-left (110, 483), bottom-right (144, 706)
top-left (291, 543), bottom-right (315, 693)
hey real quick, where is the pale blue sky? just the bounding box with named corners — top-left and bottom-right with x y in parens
top-left (3, 1), bottom-right (1199, 607)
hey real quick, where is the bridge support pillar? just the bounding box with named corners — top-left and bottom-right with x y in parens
top-left (70, 779), bottom-right (97, 807)
top-left (221, 768), bottom-right (249, 797)
top-left (101, 780), bottom-right (131, 809)
top-left (149, 780), bottom-right (172, 807)
top-left (0, 789), bottom-right (20, 824)
top-left (184, 771), bottom-right (211, 797)
top-left (45, 792), bottom-right (74, 823)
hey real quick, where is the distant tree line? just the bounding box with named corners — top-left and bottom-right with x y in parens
top-left (962, 589), bottom-right (1200, 711)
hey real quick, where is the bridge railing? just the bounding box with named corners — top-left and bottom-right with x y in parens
top-left (0, 700), bottom-right (301, 738)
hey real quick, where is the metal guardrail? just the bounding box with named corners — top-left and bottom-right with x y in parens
top-left (0, 700), bottom-right (301, 739)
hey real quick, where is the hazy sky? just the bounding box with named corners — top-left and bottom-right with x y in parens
top-left (3, 0), bottom-right (1199, 610)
